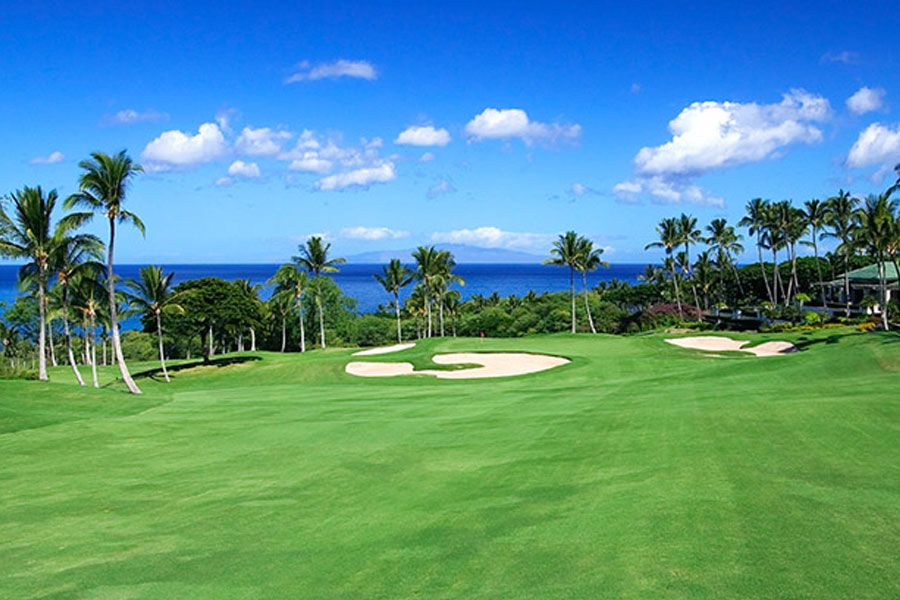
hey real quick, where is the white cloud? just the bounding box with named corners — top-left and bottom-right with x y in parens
top-left (141, 122), bottom-right (229, 169)
top-left (846, 87), bottom-right (886, 115)
top-left (289, 154), bottom-right (334, 174)
top-left (821, 50), bottom-right (860, 65)
top-left (630, 83), bottom-right (642, 94)
top-left (341, 226), bottom-right (409, 240)
top-left (215, 107), bottom-right (239, 133)
top-left (101, 109), bottom-right (168, 126)
top-left (427, 179), bottom-right (455, 199)
top-left (30, 151), bottom-right (64, 165)
top-left (316, 163), bottom-right (396, 191)
top-left (464, 108), bottom-right (582, 146)
top-left (394, 125), bottom-right (451, 147)
top-left (420, 152), bottom-right (435, 162)
top-left (228, 160), bottom-right (261, 178)
top-left (570, 183), bottom-right (592, 196)
top-left (285, 59), bottom-right (377, 83)
top-left (613, 177), bottom-right (723, 207)
top-left (846, 123), bottom-right (900, 178)
top-left (215, 177), bottom-right (233, 187)
top-left (235, 126), bottom-right (292, 157)
top-left (615, 89), bottom-right (830, 205)
top-left (431, 226), bottom-right (555, 250)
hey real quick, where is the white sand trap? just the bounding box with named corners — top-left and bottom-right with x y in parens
top-left (665, 336), bottom-right (797, 357)
top-left (352, 343), bottom-right (416, 356)
top-left (346, 352), bottom-right (569, 379)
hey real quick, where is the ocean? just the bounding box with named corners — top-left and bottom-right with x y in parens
top-left (0, 263), bottom-right (648, 326)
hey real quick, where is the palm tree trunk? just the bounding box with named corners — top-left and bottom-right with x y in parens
top-left (37, 270), bottom-right (48, 381)
top-left (425, 289), bottom-right (432, 338)
top-left (880, 259), bottom-right (889, 330)
top-left (156, 312), bottom-right (170, 383)
top-left (61, 297), bottom-right (85, 386)
top-left (771, 247), bottom-right (780, 305)
top-left (107, 219), bottom-right (141, 394)
top-left (317, 296), bottom-right (325, 349)
top-left (669, 260), bottom-right (683, 319)
top-left (208, 324), bottom-right (214, 357)
top-left (299, 299), bottom-right (306, 353)
top-left (812, 233), bottom-right (826, 306)
top-left (439, 290), bottom-right (445, 337)
top-left (844, 248), bottom-right (852, 317)
top-left (90, 312), bottom-right (99, 388)
top-left (83, 320), bottom-right (91, 365)
top-left (47, 317), bottom-right (57, 367)
top-left (581, 271), bottom-right (596, 334)
top-left (280, 315), bottom-right (286, 352)
top-left (569, 266), bottom-right (576, 333)
top-left (758, 233), bottom-right (773, 303)
top-left (250, 327), bottom-right (257, 351)
top-left (785, 244), bottom-right (795, 306)
top-left (394, 291), bottom-right (402, 343)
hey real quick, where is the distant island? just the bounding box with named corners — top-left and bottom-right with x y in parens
top-left (346, 243), bottom-right (543, 264)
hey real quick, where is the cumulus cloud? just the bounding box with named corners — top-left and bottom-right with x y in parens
top-left (215, 177), bottom-right (233, 187)
top-left (30, 151), bottom-right (64, 165)
top-left (427, 179), bottom-right (455, 199)
top-left (228, 160), bottom-right (261, 178)
top-left (464, 108), bottom-right (582, 146)
top-left (615, 89), bottom-right (830, 205)
top-left (235, 126), bottom-right (292, 157)
top-left (141, 122), bottom-right (229, 169)
top-left (394, 125), bottom-right (451, 147)
top-left (847, 87), bottom-right (886, 115)
top-left (431, 226), bottom-right (555, 250)
top-left (316, 163), bottom-right (396, 191)
top-left (613, 177), bottom-right (723, 207)
top-left (289, 154), bottom-right (334, 174)
top-left (341, 226), bottom-right (409, 240)
top-left (101, 109), bottom-right (168, 126)
top-left (420, 152), bottom-right (435, 162)
top-left (215, 107), bottom-right (239, 133)
top-left (570, 183), bottom-right (596, 196)
top-left (285, 59), bottom-right (377, 83)
top-left (846, 123), bottom-right (900, 179)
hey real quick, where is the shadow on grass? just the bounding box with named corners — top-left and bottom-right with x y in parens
top-left (126, 355), bottom-right (263, 383)
top-left (793, 332), bottom-right (859, 351)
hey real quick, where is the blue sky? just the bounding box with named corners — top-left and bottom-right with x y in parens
top-left (2, 1), bottom-right (899, 263)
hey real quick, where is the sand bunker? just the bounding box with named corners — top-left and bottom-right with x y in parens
top-left (665, 336), bottom-right (797, 357)
top-left (346, 352), bottom-right (569, 379)
top-left (352, 343), bottom-right (416, 356)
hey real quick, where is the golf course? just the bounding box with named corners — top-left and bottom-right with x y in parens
top-left (2, 328), bottom-right (899, 599)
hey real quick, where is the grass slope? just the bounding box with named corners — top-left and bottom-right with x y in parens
top-left (1, 329), bottom-right (899, 599)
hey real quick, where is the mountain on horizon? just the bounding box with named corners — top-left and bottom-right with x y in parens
top-left (346, 244), bottom-right (543, 264)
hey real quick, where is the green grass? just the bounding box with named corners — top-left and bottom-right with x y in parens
top-left (1, 329), bottom-right (899, 599)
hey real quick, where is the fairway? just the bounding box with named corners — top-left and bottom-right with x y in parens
top-left (2, 330), bottom-right (900, 599)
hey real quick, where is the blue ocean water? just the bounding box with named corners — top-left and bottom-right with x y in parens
top-left (0, 263), bottom-right (648, 323)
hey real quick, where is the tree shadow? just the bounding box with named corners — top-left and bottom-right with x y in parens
top-left (129, 355), bottom-right (263, 382)
top-left (792, 332), bottom-right (858, 351)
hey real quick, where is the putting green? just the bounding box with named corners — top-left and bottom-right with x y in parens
top-left (1, 329), bottom-right (899, 599)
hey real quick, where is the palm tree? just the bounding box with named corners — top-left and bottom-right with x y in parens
top-left (677, 213), bottom-right (703, 313)
top-left (293, 236), bottom-right (345, 349)
top-left (234, 279), bottom-right (264, 351)
top-left (778, 202), bottom-right (808, 305)
top-left (124, 266), bottom-right (183, 382)
top-left (738, 198), bottom-right (774, 304)
top-left (824, 190), bottom-right (859, 317)
top-left (802, 199), bottom-right (829, 306)
top-left (373, 259), bottom-right (414, 343)
top-left (544, 231), bottom-right (582, 333)
top-left (0, 186), bottom-right (83, 381)
top-left (411, 246), bottom-right (442, 337)
top-left (434, 250), bottom-right (465, 337)
top-left (443, 290), bottom-right (462, 337)
top-left (645, 218), bottom-right (684, 318)
top-left (855, 193), bottom-right (898, 330)
top-left (268, 291), bottom-right (293, 352)
top-left (49, 234), bottom-right (103, 385)
top-left (692, 250), bottom-right (716, 310)
top-left (64, 151), bottom-right (145, 394)
top-left (70, 270), bottom-right (106, 387)
top-left (268, 264), bottom-right (308, 352)
top-left (574, 236), bottom-right (609, 334)
top-left (705, 218), bottom-right (745, 301)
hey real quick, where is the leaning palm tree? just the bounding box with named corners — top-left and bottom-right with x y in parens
top-left (64, 151), bottom-right (145, 394)
top-left (802, 199), bottom-right (829, 306)
top-left (824, 190), bottom-right (859, 317)
top-left (738, 198), bottom-right (774, 304)
top-left (574, 237), bottom-right (609, 334)
top-left (645, 218), bottom-right (684, 318)
top-left (124, 266), bottom-right (183, 382)
top-left (268, 263), bottom-right (308, 352)
top-left (0, 186), bottom-right (80, 381)
top-left (373, 259), bottom-right (414, 343)
top-left (70, 270), bottom-right (106, 387)
top-left (544, 231), bottom-right (582, 333)
top-left (434, 250), bottom-right (465, 337)
top-left (49, 234), bottom-right (103, 385)
top-left (411, 246), bottom-right (442, 337)
top-left (293, 236), bottom-right (345, 349)
top-left (705, 218), bottom-right (745, 301)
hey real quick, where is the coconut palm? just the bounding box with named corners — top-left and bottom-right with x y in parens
top-left (434, 250), bottom-right (465, 337)
top-left (70, 270), bottom-right (106, 387)
top-left (738, 198), bottom-right (774, 303)
top-left (855, 193), bottom-right (898, 330)
top-left (49, 235), bottom-right (103, 385)
top-left (268, 264), bottom-right (308, 352)
top-left (824, 190), bottom-right (859, 316)
top-left (544, 231), bottom-right (582, 333)
top-left (443, 290), bottom-right (462, 337)
top-left (802, 199), bottom-right (829, 306)
top-left (645, 218), bottom-right (684, 318)
top-left (373, 259), bottom-right (414, 343)
top-left (64, 151), bottom-right (145, 394)
top-left (574, 236), bottom-right (609, 334)
top-left (0, 186), bottom-right (85, 381)
top-left (705, 218), bottom-right (745, 301)
top-left (411, 246), bottom-right (442, 337)
top-left (268, 291), bottom-right (293, 353)
top-left (692, 250), bottom-right (716, 310)
top-left (234, 279), bottom-right (264, 351)
top-left (124, 266), bottom-right (183, 382)
top-left (777, 202), bottom-right (808, 304)
top-left (293, 237), bottom-right (345, 349)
